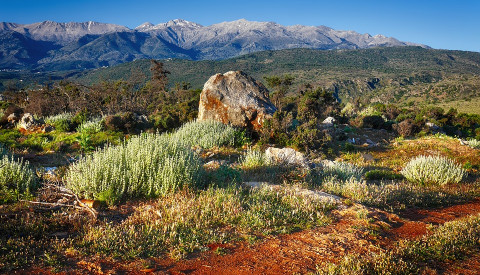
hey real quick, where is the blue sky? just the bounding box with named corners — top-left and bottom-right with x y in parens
top-left (0, 0), bottom-right (478, 52)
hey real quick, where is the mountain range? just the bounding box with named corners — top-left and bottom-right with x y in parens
top-left (0, 19), bottom-right (428, 71)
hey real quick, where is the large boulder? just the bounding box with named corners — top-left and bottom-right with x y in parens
top-left (198, 71), bottom-right (276, 131)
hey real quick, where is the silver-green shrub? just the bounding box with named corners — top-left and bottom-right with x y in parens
top-left (172, 119), bottom-right (238, 148)
top-left (65, 133), bottom-right (203, 204)
top-left (44, 112), bottom-right (74, 124)
top-left (465, 139), bottom-right (480, 149)
top-left (322, 161), bottom-right (364, 181)
top-left (240, 148), bottom-right (271, 169)
top-left (0, 155), bottom-right (37, 202)
top-left (76, 117), bottom-right (104, 134)
top-left (401, 155), bottom-right (465, 185)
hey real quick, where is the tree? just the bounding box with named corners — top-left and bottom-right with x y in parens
top-left (263, 74), bottom-right (294, 110)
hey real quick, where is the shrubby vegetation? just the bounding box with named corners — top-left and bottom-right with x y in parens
top-left (401, 155), bottom-right (465, 186)
top-left (0, 155), bottom-right (38, 203)
top-left (320, 214), bottom-right (480, 274)
top-left (66, 132), bottom-right (204, 205)
top-left (172, 119), bottom-right (243, 148)
top-left (79, 184), bottom-right (335, 259)
top-left (240, 148), bottom-right (271, 169)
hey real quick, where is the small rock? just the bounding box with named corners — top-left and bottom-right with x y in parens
top-left (265, 147), bottom-right (308, 167)
top-left (18, 113), bottom-right (43, 131)
top-left (322, 116), bottom-right (337, 125)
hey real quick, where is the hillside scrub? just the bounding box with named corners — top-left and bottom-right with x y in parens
top-left (172, 119), bottom-right (245, 148)
top-left (401, 155), bottom-right (465, 186)
top-left (0, 155), bottom-right (38, 203)
top-left (78, 185), bottom-right (336, 260)
top-left (65, 133), bottom-right (204, 205)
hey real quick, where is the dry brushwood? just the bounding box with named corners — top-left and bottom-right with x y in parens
top-left (21, 182), bottom-right (97, 219)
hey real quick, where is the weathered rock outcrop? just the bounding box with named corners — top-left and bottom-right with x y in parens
top-left (198, 71), bottom-right (276, 131)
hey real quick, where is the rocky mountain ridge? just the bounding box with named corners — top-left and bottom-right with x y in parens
top-left (0, 18), bottom-right (428, 70)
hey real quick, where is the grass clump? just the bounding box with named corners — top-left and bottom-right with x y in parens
top-left (76, 117), bottom-right (104, 134)
top-left (240, 148), bottom-right (271, 169)
top-left (465, 138), bottom-right (480, 149)
top-left (322, 161), bottom-right (364, 181)
top-left (172, 119), bottom-right (245, 148)
top-left (0, 155), bottom-right (38, 203)
top-left (401, 155), bottom-right (465, 186)
top-left (318, 175), bottom-right (475, 211)
top-left (78, 185), bottom-right (335, 260)
top-left (44, 113), bottom-right (74, 132)
top-left (319, 214), bottom-right (480, 274)
top-left (65, 133), bottom-right (204, 205)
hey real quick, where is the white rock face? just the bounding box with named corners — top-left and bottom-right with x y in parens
top-left (265, 147), bottom-right (308, 167)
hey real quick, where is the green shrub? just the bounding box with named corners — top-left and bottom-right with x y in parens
top-left (172, 119), bottom-right (243, 148)
top-left (465, 138), bottom-right (480, 149)
top-left (76, 117), bottom-right (104, 134)
top-left (79, 185), bottom-right (335, 260)
top-left (0, 155), bottom-right (38, 203)
top-left (44, 113), bottom-right (74, 132)
top-left (240, 148), bottom-right (271, 169)
top-left (322, 161), bottom-right (364, 181)
top-left (65, 133), bottom-right (204, 205)
top-left (320, 176), bottom-right (474, 210)
top-left (401, 155), bottom-right (465, 186)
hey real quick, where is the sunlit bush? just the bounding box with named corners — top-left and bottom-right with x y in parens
top-left (172, 119), bottom-right (242, 148)
top-left (0, 155), bottom-right (38, 203)
top-left (65, 133), bottom-right (204, 205)
top-left (465, 138), bottom-right (480, 149)
top-left (76, 117), bottom-right (104, 134)
top-left (322, 161), bottom-right (364, 181)
top-left (240, 148), bottom-right (271, 169)
top-left (401, 155), bottom-right (465, 185)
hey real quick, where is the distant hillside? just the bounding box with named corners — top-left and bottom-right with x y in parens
top-left (70, 47), bottom-right (480, 105)
top-left (0, 19), bottom-right (427, 70)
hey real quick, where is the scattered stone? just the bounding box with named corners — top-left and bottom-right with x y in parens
top-left (198, 71), bottom-right (276, 131)
top-left (265, 147), bottom-right (308, 167)
top-left (322, 116), bottom-right (337, 126)
top-left (204, 160), bottom-right (226, 168)
top-left (18, 113), bottom-right (43, 131)
top-left (425, 122), bottom-right (443, 134)
top-left (7, 113), bottom-right (18, 123)
top-left (41, 125), bottom-right (55, 133)
top-left (243, 181), bottom-right (342, 205)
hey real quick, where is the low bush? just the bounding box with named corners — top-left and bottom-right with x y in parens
top-left (322, 161), bottom-right (364, 181)
top-left (65, 133), bottom-right (204, 205)
top-left (401, 155), bottom-right (465, 186)
top-left (240, 148), bottom-right (271, 169)
top-left (319, 176), bottom-right (475, 210)
top-left (393, 119), bottom-right (420, 137)
top-left (78, 185), bottom-right (335, 259)
top-left (319, 214), bottom-right (480, 274)
top-left (76, 117), bottom-right (104, 134)
top-left (0, 155), bottom-right (38, 203)
top-left (44, 113), bottom-right (74, 132)
top-left (361, 115), bottom-right (385, 129)
top-left (172, 119), bottom-right (244, 148)
top-left (465, 138), bottom-right (480, 149)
